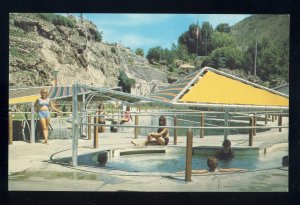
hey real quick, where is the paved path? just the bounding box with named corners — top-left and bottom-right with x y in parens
top-left (8, 117), bottom-right (289, 192)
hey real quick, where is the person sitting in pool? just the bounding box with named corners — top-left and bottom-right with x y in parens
top-left (282, 155), bottom-right (289, 167)
top-left (177, 156), bottom-right (246, 174)
top-left (215, 139), bottom-right (234, 160)
top-left (131, 116), bottom-right (169, 146)
top-left (97, 151), bottom-right (108, 167)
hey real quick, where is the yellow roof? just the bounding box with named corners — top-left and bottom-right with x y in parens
top-left (9, 95), bottom-right (40, 105)
top-left (179, 71), bottom-right (288, 106)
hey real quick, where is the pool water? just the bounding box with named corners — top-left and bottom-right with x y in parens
top-left (79, 147), bottom-right (288, 173)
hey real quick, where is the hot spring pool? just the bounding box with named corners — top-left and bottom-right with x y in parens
top-left (76, 146), bottom-right (288, 173)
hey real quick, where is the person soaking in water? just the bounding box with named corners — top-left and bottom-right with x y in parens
top-left (177, 156), bottom-right (247, 174)
top-left (215, 139), bottom-right (234, 160)
top-left (131, 116), bottom-right (169, 146)
top-left (34, 88), bottom-right (61, 144)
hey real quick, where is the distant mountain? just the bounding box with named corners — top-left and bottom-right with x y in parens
top-left (230, 14), bottom-right (290, 49)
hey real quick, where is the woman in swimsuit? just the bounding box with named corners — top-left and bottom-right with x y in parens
top-left (215, 139), bottom-right (234, 160)
top-left (96, 103), bottom-right (107, 133)
top-left (131, 116), bottom-right (169, 146)
top-left (34, 88), bottom-right (61, 144)
top-left (120, 106), bottom-right (133, 124)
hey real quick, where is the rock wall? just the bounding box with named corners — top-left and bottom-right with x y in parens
top-left (9, 13), bottom-right (168, 95)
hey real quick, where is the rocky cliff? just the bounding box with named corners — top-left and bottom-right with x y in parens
top-left (9, 13), bottom-right (169, 95)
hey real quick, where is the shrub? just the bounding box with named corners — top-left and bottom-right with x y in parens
top-left (37, 13), bottom-right (76, 28)
top-left (94, 30), bottom-right (102, 42)
top-left (111, 47), bottom-right (116, 53)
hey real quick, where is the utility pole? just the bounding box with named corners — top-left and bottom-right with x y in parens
top-left (254, 28), bottom-right (257, 76)
top-left (196, 20), bottom-right (199, 56)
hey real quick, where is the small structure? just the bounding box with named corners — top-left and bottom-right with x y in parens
top-left (272, 83), bottom-right (289, 96)
top-left (149, 67), bottom-right (288, 109)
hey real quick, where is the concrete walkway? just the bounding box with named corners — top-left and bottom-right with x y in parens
top-left (8, 117), bottom-right (289, 192)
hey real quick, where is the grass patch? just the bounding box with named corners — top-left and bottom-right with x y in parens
top-left (37, 13), bottom-right (76, 28)
top-left (10, 29), bottom-right (27, 38)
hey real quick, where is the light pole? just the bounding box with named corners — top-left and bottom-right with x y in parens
top-left (52, 69), bottom-right (59, 86)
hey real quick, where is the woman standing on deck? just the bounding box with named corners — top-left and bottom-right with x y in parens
top-left (34, 88), bottom-right (61, 144)
top-left (96, 103), bottom-right (107, 133)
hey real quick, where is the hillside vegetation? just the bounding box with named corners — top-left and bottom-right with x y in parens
top-left (230, 14), bottom-right (289, 49)
top-left (144, 14), bottom-right (289, 87)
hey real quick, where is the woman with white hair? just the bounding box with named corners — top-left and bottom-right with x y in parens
top-left (34, 88), bottom-right (61, 144)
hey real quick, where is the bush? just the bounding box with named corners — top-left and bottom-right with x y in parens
top-left (37, 13), bottom-right (76, 28)
top-left (118, 70), bottom-right (136, 93)
top-left (111, 47), bottom-right (116, 53)
top-left (94, 30), bottom-right (102, 42)
top-left (135, 48), bottom-right (144, 57)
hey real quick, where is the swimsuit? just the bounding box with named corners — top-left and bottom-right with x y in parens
top-left (216, 149), bottom-right (234, 160)
top-left (97, 111), bottom-right (105, 124)
top-left (38, 98), bottom-right (50, 119)
top-left (124, 111), bottom-right (131, 121)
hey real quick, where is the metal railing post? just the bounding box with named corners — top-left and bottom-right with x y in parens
top-left (253, 114), bottom-right (257, 136)
top-left (265, 114), bottom-right (268, 125)
top-left (200, 112), bottom-right (204, 138)
top-left (9, 114), bottom-right (13, 145)
top-left (30, 102), bottom-right (35, 143)
top-left (249, 117), bottom-right (254, 146)
top-left (278, 115), bottom-right (282, 132)
top-left (94, 116), bottom-right (98, 148)
top-left (88, 114), bottom-right (91, 140)
top-left (185, 129), bottom-right (193, 182)
top-left (134, 113), bottom-right (138, 139)
top-left (72, 84), bottom-right (79, 166)
top-left (173, 116), bottom-right (177, 145)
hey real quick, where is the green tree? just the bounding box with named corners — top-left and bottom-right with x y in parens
top-left (146, 46), bottom-right (163, 63)
top-left (171, 43), bottom-right (190, 61)
top-left (118, 70), bottom-right (136, 93)
top-left (211, 32), bottom-right (236, 51)
top-left (241, 37), bottom-right (288, 84)
top-left (135, 48), bottom-right (144, 57)
top-left (215, 23), bottom-right (231, 33)
top-left (94, 30), bottom-right (103, 42)
top-left (199, 22), bottom-right (214, 56)
top-left (202, 47), bottom-right (243, 69)
top-left (160, 48), bottom-right (176, 65)
top-left (178, 23), bottom-right (201, 55)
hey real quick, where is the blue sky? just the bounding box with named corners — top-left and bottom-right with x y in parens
top-left (66, 14), bottom-right (251, 54)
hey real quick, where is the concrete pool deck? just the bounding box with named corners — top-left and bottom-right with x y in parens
top-left (8, 118), bottom-right (288, 192)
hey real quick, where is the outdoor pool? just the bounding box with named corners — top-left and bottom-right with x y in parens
top-left (76, 146), bottom-right (288, 173)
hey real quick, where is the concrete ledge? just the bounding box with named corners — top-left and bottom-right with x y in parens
top-left (193, 146), bottom-right (261, 156)
top-left (263, 142), bottom-right (288, 154)
top-left (112, 146), bottom-right (166, 157)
